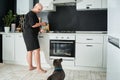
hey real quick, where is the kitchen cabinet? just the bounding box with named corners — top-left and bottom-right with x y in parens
top-left (39, 0), bottom-right (56, 11)
top-left (14, 34), bottom-right (27, 65)
top-left (102, 0), bottom-right (107, 8)
top-left (53, 0), bottom-right (76, 4)
top-left (75, 34), bottom-right (104, 67)
top-left (38, 34), bottom-right (51, 67)
top-left (17, 0), bottom-right (33, 15)
top-left (103, 35), bottom-right (107, 68)
top-left (2, 34), bottom-right (15, 61)
top-left (76, 0), bottom-right (107, 10)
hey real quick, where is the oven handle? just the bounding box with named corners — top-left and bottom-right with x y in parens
top-left (50, 41), bottom-right (74, 44)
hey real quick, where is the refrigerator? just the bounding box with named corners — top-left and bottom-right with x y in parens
top-left (107, 0), bottom-right (120, 80)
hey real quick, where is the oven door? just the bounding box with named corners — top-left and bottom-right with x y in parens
top-left (50, 40), bottom-right (75, 59)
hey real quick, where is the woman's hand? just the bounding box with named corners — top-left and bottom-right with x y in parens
top-left (32, 22), bottom-right (47, 28)
top-left (40, 22), bottom-right (47, 26)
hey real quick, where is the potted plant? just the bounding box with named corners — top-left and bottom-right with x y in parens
top-left (2, 10), bottom-right (16, 32)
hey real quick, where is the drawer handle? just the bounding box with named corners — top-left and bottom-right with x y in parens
top-left (86, 38), bottom-right (93, 40)
top-left (6, 35), bottom-right (11, 37)
top-left (86, 45), bottom-right (93, 47)
top-left (39, 36), bottom-right (44, 38)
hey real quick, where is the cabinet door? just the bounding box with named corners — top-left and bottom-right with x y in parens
top-left (102, 0), bottom-right (107, 8)
top-left (14, 34), bottom-right (27, 65)
top-left (39, 0), bottom-right (56, 11)
top-left (38, 34), bottom-right (49, 64)
top-left (17, 0), bottom-right (33, 14)
top-left (75, 43), bottom-right (103, 67)
top-left (76, 0), bottom-right (101, 10)
top-left (53, 0), bottom-right (76, 3)
top-left (3, 34), bottom-right (14, 61)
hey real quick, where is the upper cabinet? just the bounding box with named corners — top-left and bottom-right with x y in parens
top-left (76, 0), bottom-right (107, 10)
top-left (17, 0), bottom-right (33, 15)
top-left (39, 0), bottom-right (56, 11)
top-left (53, 0), bottom-right (76, 4)
top-left (102, 0), bottom-right (107, 8)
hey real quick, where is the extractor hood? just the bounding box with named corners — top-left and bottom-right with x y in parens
top-left (53, 0), bottom-right (76, 4)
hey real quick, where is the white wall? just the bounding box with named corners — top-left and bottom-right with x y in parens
top-left (108, 0), bottom-right (120, 35)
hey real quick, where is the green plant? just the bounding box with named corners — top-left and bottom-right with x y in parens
top-left (2, 10), bottom-right (16, 27)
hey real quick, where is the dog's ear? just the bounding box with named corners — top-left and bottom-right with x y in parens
top-left (53, 59), bottom-right (57, 66)
top-left (59, 58), bottom-right (63, 62)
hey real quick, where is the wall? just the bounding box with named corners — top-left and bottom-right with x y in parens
top-left (0, 0), bottom-right (16, 31)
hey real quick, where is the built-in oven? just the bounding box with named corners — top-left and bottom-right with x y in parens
top-left (49, 34), bottom-right (75, 60)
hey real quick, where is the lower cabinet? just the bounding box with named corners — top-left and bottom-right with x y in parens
top-left (75, 43), bottom-right (103, 67)
top-left (75, 34), bottom-right (106, 68)
top-left (2, 33), bottom-right (106, 70)
top-left (2, 33), bottom-right (50, 66)
top-left (14, 34), bottom-right (27, 65)
top-left (38, 34), bottom-right (51, 67)
top-left (2, 34), bottom-right (15, 61)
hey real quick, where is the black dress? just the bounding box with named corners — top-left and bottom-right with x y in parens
top-left (23, 11), bottom-right (40, 51)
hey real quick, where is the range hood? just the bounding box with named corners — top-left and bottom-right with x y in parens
top-left (53, 0), bottom-right (76, 4)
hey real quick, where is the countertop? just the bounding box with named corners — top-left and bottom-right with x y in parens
top-left (0, 31), bottom-right (107, 35)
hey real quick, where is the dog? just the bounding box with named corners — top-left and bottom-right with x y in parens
top-left (47, 58), bottom-right (65, 80)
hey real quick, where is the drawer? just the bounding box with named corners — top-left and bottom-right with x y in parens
top-left (76, 35), bottom-right (103, 43)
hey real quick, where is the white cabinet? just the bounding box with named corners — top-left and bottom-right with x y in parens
top-left (76, 0), bottom-right (107, 10)
top-left (2, 34), bottom-right (15, 61)
top-left (17, 0), bottom-right (33, 15)
top-left (38, 34), bottom-right (51, 67)
top-left (76, 43), bottom-right (103, 67)
top-left (75, 34), bottom-right (103, 67)
top-left (102, 0), bottom-right (107, 8)
top-left (103, 35), bottom-right (107, 68)
top-left (39, 0), bottom-right (56, 11)
top-left (53, 0), bottom-right (76, 4)
top-left (14, 34), bottom-right (27, 65)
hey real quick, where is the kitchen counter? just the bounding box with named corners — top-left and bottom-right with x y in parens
top-left (0, 31), bottom-right (107, 34)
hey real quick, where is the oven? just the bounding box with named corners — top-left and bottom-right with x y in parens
top-left (49, 34), bottom-right (75, 60)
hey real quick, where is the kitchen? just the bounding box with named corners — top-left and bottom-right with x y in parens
top-left (0, 0), bottom-right (119, 80)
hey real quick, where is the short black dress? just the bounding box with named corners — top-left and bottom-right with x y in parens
top-left (23, 11), bottom-right (40, 51)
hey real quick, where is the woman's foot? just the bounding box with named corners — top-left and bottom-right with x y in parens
top-left (37, 68), bottom-right (47, 73)
top-left (29, 66), bottom-right (36, 71)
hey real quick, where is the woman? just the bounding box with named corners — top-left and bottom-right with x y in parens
top-left (23, 3), bottom-right (46, 73)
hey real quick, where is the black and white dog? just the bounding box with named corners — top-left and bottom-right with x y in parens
top-left (47, 58), bottom-right (65, 80)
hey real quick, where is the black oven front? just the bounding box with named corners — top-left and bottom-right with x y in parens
top-left (50, 40), bottom-right (75, 59)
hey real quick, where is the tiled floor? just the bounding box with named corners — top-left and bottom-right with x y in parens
top-left (0, 63), bottom-right (106, 80)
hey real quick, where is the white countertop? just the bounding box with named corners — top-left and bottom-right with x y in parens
top-left (0, 31), bottom-right (107, 35)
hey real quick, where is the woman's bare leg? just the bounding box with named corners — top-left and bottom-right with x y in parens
top-left (33, 48), bottom-right (47, 73)
top-left (27, 51), bottom-right (36, 70)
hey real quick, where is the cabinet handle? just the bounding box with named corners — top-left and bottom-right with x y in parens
top-left (86, 38), bottom-right (93, 40)
top-left (39, 36), bottom-right (44, 38)
top-left (6, 35), bottom-right (11, 37)
top-left (86, 45), bottom-right (93, 47)
top-left (86, 7), bottom-right (90, 9)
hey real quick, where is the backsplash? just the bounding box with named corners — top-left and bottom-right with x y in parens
top-left (47, 6), bottom-right (107, 31)
top-left (38, 12), bottom-right (49, 23)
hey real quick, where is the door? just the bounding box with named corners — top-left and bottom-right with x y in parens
top-left (39, 0), bottom-right (56, 11)
top-left (75, 43), bottom-right (103, 67)
top-left (76, 0), bottom-right (101, 10)
top-left (107, 0), bottom-right (120, 80)
top-left (3, 34), bottom-right (14, 61)
top-left (14, 34), bottom-right (27, 65)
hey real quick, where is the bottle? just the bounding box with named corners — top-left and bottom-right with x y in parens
top-left (11, 23), bottom-right (16, 32)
